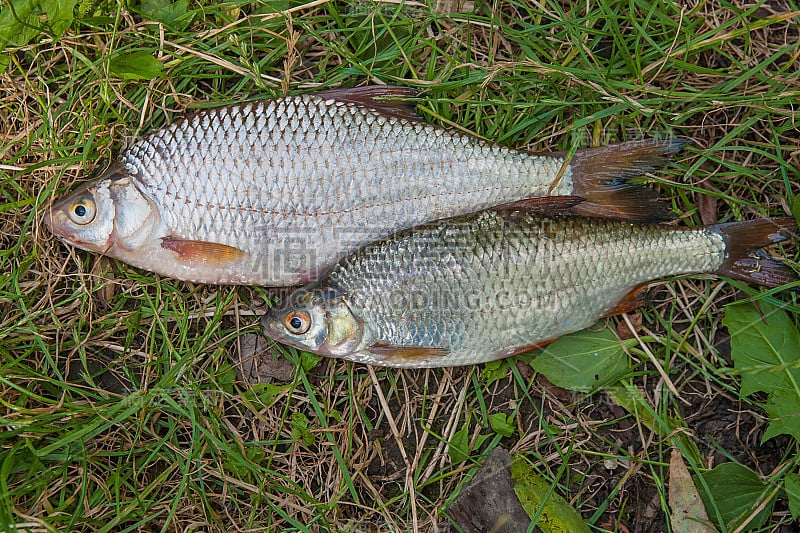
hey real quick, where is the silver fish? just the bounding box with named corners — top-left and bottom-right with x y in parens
top-left (262, 211), bottom-right (796, 368)
top-left (45, 86), bottom-right (682, 285)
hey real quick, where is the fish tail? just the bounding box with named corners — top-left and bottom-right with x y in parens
top-left (567, 138), bottom-right (687, 222)
top-left (713, 217), bottom-right (798, 288)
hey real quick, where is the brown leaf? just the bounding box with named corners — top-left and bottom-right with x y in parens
top-left (696, 183), bottom-right (718, 226)
top-left (669, 448), bottom-right (716, 533)
top-left (617, 312), bottom-right (643, 340)
top-left (449, 448), bottom-right (532, 533)
top-left (232, 334), bottom-right (295, 385)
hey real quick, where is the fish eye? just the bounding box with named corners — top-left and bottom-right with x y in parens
top-left (68, 196), bottom-right (96, 225)
top-left (284, 310), bottom-right (311, 335)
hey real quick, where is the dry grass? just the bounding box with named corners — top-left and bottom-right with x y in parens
top-left (2, 0), bottom-right (799, 531)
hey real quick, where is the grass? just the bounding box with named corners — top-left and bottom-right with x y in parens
top-left (2, 0), bottom-right (799, 531)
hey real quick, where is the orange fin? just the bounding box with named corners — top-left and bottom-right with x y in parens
top-left (161, 238), bottom-right (247, 266)
top-left (317, 86), bottom-right (421, 121)
top-left (605, 285), bottom-right (650, 317)
top-left (557, 138), bottom-right (687, 222)
top-left (368, 343), bottom-right (450, 361)
top-left (505, 339), bottom-right (557, 358)
top-left (713, 218), bottom-right (798, 288)
top-left (493, 196), bottom-right (584, 214)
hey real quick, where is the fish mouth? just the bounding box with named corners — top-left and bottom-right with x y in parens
top-left (261, 314), bottom-right (287, 342)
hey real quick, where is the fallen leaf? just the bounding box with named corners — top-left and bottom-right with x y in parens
top-left (232, 334), bottom-right (294, 384)
top-left (511, 455), bottom-right (591, 533)
top-left (696, 183), bottom-right (718, 226)
top-left (668, 448), bottom-right (715, 533)
top-left (616, 311), bottom-right (643, 340)
top-left (448, 447), bottom-right (532, 533)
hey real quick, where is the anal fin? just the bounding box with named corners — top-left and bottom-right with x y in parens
top-left (505, 338), bottom-right (557, 358)
top-left (161, 237), bottom-right (247, 266)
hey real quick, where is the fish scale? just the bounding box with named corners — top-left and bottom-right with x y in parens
top-left (47, 87), bottom-right (686, 285)
top-left (260, 211), bottom-right (790, 368)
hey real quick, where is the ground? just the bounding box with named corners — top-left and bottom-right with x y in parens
top-left (1, 0), bottom-right (799, 531)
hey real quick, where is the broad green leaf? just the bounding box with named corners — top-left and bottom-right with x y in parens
top-left (668, 448), bottom-right (715, 533)
top-left (40, 0), bottom-right (77, 36)
top-left (481, 359), bottom-right (510, 385)
top-left (0, 0), bottom-right (39, 70)
top-left (108, 51), bottom-right (164, 80)
top-left (299, 351), bottom-right (321, 371)
top-left (785, 474), bottom-right (800, 519)
top-left (242, 383), bottom-right (290, 410)
top-left (448, 423), bottom-right (471, 464)
top-left (723, 302), bottom-right (800, 441)
top-left (607, 382), bottom-right (658, 433)
top-left (528, 328), bottom-right (630, 392)
top-left (290, 412), bottom-right (315, 446)
top-left (488, 413), bottom-right (514, 437)
top-left (762, 388), bottom-right (800, 442)
top-left (448, 417), bottom-right (490, 464)
top-left (693, 462), bottom-right (774, 531)
top-left (139, 0), bottom-right (190, 27)
top-left (511, 456), bottom-right (590, 533)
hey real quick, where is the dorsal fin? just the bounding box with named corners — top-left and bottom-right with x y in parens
top-left (316, 86), bottom-right (422, 121)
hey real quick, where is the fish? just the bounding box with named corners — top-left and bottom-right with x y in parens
top-left (45, 85), bottom-right (684, 286)
top-left (261, 210), bottom-right (797, 368)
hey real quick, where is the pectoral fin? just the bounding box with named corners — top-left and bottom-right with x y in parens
top-left (368, 343), bottom-right (450, 361)
top-left (161, 237), bottom-right (247, 266)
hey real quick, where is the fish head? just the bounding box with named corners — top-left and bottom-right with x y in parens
top-left (262, 286), bottom-right (366, 358)
top-left (44, 166), bottom-right (161, 255)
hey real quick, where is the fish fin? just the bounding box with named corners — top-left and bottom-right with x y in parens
top-left (712, 217), bottom-right (799, 288)
top-left (504, 339), bottom-right (557, 358)
top-left (161, 237), bottom-right (247, 266)
top-left (368, 343), bottom-right (450, 361)
top-left (492, 196), bottom-right (584, 214)
top-left (605, 285), bottom-right (651, 317)
top-left (317, 86), bottom-right (422, 121)
top-left (556, 138), bottom-right (688, 222)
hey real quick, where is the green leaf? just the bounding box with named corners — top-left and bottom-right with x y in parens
top-left (481, 359), bottom-right (510, 385)
top-left (242, 383), bottom-right (290, 410)
top-left (290, 412), bottom-right (315, 446)
top-left (785, 474), bottom-right (800, 519)
top-left (40, 0), bottom-right (77, 36)
top-left (528, 328), bottom-right (630, 392)
top-left (488, 413), bottom-right (514, 437)
top-left (511, 456), bottom-right (590, 533)
top-left (139, 0), bottom-right (190, 27)
top-left (448, 417), bottom-right (490, 464)
top-left (723, 302), bottom-right (800, 441)
top-left (792, 195), bottom-right (800, 229)
top-left (108, 51), bottom-right (164, 80)
top-left (299, 351), bottom-right (321, 371)
top-left (693, 462), bottom-right (774, 531)
top-left (0, 0), bottom-right (39, 70)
